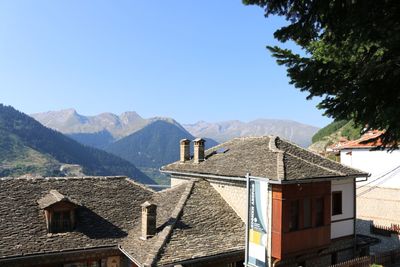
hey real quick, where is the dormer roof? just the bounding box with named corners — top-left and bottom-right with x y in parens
top-left (37, 189), bottom-right (80, 209)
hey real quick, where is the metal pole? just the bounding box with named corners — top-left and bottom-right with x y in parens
top-left (244, 173), bottom-right (250, 267)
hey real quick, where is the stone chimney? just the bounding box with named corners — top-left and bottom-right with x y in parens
top-left (180, 139), bottom-right (190, 163)
top-left (193, 138), bottom-right (205, 164)
top-left (140, 201), bottom-right (157, 240)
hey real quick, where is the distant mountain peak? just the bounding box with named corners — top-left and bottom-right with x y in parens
top-left (183, 119), bottom-right (319, 147)
top-left (61, 108), bottom-right (78, 114)
top-left (119, 111), bottom-right (144, 124)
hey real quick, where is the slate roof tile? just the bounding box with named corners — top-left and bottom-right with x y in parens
top-left (120, 179), bottom-right (245, 266)
top-left (161, 136), bottom-right (367, 180)
top-left (0, 176), bottom-right (153, 258)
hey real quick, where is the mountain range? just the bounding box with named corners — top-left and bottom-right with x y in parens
top-left (0, 104), bottom-right (154, 184)
top-left (183, 119), bottom-right (319, 147)
top-left (31, 109), bottom-right (185, 146)
top-left (32, 109), bottom-right (319, 148)
top-left (31, 109), bottom-right (319, 183)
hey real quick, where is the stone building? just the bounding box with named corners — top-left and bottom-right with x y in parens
top-left (161, 136), bottom-right (379, 267)
top-left (0, 175), bottom-right (244, 267)
top-left (0, 135), bottom-right (379, 267)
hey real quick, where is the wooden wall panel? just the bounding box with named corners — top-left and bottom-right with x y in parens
top-left (272, 185), bottom-right (283, 259)
top-left (271, 181), bottom-right (331, 260)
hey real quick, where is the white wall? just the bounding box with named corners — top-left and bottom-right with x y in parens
top-left (331, 178), bottom-right (355, 239)
top-left (171, 177), bottom-right (188, 187)
top-left (341, 148), bottom-right (400, 188)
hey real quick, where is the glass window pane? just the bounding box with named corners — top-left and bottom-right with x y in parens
top-left (332, 191), bottom-right (343, 216)
top-left (303, 198), bottom-right (311, 228)
top-left (289, 200), bottom-right (299, 231)
top-left (315, 197), bottom-right (324, 227)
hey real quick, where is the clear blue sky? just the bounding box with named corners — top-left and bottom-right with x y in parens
top-left (0, 0), bottom-right (331, 127)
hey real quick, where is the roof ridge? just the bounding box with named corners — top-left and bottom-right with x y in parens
top-left (268, 136), bottom-right (285, 180)
top-left (286, 152), bottom-right (345, 176)
top-left (49, 189), bottom-right (65, 201)
top-left (143, 179), bottom-right (197, 267)
top-left (203, 136), bottom-right (272, 152)
top-left (278, 138), bottom-right (351, 176)
top-left (125, 178), bottom-right (155, 193)
top-left (0, 175), bottom-right (128, 181)
top-left (154, 181), bottom-right (187, 194)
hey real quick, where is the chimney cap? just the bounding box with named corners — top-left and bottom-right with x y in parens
top-left (141, 201), bottom-right (157, 208)
top-left (193, 138), bottom-right (205, 143)
top-left (180, 138), bottom-right (190, 144)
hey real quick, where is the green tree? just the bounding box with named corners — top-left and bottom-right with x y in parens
top-left (243, 0), bottom-right (400, 147)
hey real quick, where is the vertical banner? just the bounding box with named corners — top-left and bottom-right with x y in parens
top-left (245, 174), bottom-right (269, 267)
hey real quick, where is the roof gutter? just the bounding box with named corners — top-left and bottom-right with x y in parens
top-left (161, 249), bottom-right (244, 267)
top-left (0, 245), bottom-right (118, 263)
top-left (160, 169), bottom-right (281, 184)
top-left (118, 245), bottom-right (143, 267)
top-left (161, 170), bottom-right (368, 185)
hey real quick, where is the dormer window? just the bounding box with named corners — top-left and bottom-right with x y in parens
top-left (37, 190), bottom-right (79, 234)
top-left (52, 210), bottom-right (72, 233)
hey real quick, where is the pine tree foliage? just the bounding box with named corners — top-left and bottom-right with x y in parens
top-left (243, 0), bottom-right (400, 147)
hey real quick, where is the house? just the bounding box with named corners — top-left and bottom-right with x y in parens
top-left (0, 176), bottom-right (149, 267)
top-left (332, 130), bottom-right (400, 226)
top-left (0, 175), bottom-right (244, 267)
top-left (161, 136), bottom-right (378, 266)
top-left (0, 136), bottom-right (377, 267)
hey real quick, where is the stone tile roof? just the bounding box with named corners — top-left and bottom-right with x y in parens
top-left (120, 179), bottom-right (245, 266)
top-left (0, 176), bottom-right (153, 259)
top-left (331, 130), bottom-right (386, 150)
top-left (1, 175), bottom-right (245, 266)
top-left (120, 181), bottom-right (191, 265)
top-left (161, 136), bottom-right (367, 180)
top-left (37, 189), bottom-right (80, 209)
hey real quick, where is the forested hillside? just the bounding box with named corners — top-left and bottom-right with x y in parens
top-left (309, 120), bottom-right (363, 153)
top-left (105, 120), bottom-right (218, 168)
top-left (0, 104), bottom-right (154, 184)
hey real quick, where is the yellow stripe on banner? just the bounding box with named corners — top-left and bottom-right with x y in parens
top-left (249, 229), bottom-right (262, 245)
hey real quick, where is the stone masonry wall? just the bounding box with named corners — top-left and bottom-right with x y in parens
top-left (170, 175), bottom-right (247, 222)
top-left (357, 186), bottom-right (400, 225)
top-left (209, 180), bottom-right (247, 222)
